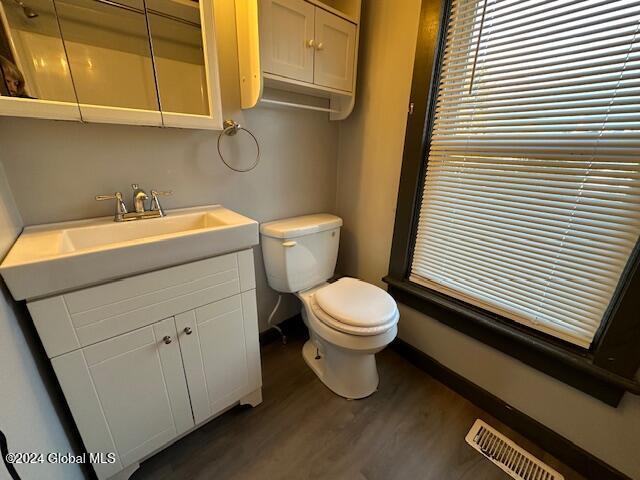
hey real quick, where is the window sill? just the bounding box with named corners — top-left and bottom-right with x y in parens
top-left (383, 275), bottom-right (640, 407)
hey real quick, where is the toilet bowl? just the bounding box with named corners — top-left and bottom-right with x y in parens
top-left (260, 214), bottom-right (399, 399)
top-left (298, 279), bottom-right (398, 399)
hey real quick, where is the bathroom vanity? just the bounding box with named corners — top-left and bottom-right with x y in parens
top-left (0, 205), bottom-right (262, 480)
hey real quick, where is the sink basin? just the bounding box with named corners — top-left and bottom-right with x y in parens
top-left (61, 211), bottom-right (230, 252)
top-left (0, 205), bottom-right (259, 300)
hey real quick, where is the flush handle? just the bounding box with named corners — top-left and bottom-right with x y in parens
top-left (282, 241), bottom-right (297, 248)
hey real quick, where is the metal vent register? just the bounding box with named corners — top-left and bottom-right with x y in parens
top-left (466, 420), bottom-right (564, 480)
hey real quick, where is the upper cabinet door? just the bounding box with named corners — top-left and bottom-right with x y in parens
top-left (259, 0), bottom-right (314, 83)
top-left (313, 8), bottom-right (355, 92)
top-left (0, 0), bottom-right (80, 120)
top-left (52, 318), bottom-right (194, 476)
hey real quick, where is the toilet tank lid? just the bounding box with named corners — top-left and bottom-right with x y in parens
top-left (260, 214), bottom-right (343, 239)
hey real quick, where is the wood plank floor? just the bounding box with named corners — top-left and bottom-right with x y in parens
top-left (133, 329), bottom-right (585, 480)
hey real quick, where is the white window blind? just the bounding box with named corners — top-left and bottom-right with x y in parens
top-left (410, 0), bottom-right (640, 348)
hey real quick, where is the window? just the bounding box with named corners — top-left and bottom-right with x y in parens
top-left (410, 0), bottom-right (640, 348)
top-left (386, 0), bottom-right (640, 405)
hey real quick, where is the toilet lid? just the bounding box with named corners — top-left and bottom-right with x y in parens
top-left (314, 278), bottom-right (398, 329)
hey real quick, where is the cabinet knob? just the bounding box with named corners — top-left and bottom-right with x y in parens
top-left (316, 42), bottom-right (324, 51)
top-left (306, 39), bottom-right (315, 48)
top-left (184, 327), bottom-right (193, 335)
top-left (163, 335), bottom-right (172, 345)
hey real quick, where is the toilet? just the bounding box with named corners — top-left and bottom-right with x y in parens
top-left (260, 214), bottom-right (399, 399)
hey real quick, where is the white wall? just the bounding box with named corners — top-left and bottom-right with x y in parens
top-left (0, 0), bottom-right (339, 331)
top-left (334, 1), bottom-right (640, 478)
top-left (0, 164), bottom-right (84, 480)
top-left (335, 0), bottom-right (422, 287)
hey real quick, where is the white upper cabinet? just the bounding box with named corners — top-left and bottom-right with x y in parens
top-left (0, 0), bottom-right (222, 129)
top-left (236, 0), bottom-right (361, 120)
top-left (313, 7), bottom-right (355, 92)
top-left (260, 0), bottom-right (315, 83)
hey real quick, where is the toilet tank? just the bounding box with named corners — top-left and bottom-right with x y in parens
top-left (260, 214), bottom-right (342, 293)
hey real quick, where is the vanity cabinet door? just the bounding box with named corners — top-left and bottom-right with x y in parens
top-left (313, 7), bottom-right (356, 92)
top-left (259, 0), bottom-right (315, 83)
top-left (52, 318), bottom-right (194, 479)
top-left (176, 290), bottom-right (261, 425)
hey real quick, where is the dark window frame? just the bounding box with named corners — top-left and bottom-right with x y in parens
top-left (384, 0), bottom-right (640, 407)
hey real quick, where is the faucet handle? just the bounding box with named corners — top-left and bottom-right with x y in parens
top-left (95, 192), bottom-right (120, 201)
top-left (95, 192), bottom-right (128, 221)
top-left (150, 190), bottom-right (173, 216)
top-left (151, 190), bottom-right (172, 197)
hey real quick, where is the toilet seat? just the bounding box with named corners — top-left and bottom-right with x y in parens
top-left (311, 278), bottom-right (399, 336)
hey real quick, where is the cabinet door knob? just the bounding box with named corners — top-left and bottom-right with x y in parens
top-left (184, 327), bottom-right (193, 335)
top-left (316, 42), bottom-right (324, 51)
top-left (163, 335), bottom-right (172, 345)
top-left (306, 39), bottom-right (315, 48)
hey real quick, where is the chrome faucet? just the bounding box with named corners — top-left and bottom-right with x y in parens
top-left (131, 184), bottom-right (148, 213)
top-left (96, 184), bottom-right (173, 222)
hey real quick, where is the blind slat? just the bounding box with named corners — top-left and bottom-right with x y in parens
top-left (413, 251), bottom-right (604, 323)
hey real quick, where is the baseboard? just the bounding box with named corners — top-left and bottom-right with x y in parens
top-left (392, 339), bottom-right (631, 480)
top-left (259, 314), bottom-right (305, 345)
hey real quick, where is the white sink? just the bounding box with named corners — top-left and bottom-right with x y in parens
top-left (0, 205), bottom-right (259, 300)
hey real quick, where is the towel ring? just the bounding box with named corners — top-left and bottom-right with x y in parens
top-left (217, 119), bottom-right (260, 172)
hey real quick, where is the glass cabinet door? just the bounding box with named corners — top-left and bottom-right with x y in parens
top-left (0, 0), bottom-right (80, 119)
top-left (146, 0), bottom-right (221, 129)
top-left (54, 0), bottom-right (162, 124)
top-left (146, 0), bottom-right (208, 116)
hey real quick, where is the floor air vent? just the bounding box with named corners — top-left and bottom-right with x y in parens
top-left (466, 419), bottom-right (564, 480)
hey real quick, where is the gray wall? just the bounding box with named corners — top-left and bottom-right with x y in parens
top-left (0, 107), bottom-right (336, 227)
top-left (0, 105), bottom-right (338, 329)
top-left (0, 0), bottom-right (339, 331)
top-left (334, 0), bottom-right (640, 478)
top-left (0, 164), bottom-right (84, 480)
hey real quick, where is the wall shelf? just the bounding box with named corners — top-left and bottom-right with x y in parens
top-left (260, 97), bottom-right (340, 113)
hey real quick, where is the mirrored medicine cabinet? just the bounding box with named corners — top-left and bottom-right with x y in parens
top-left (0, 0), bottom-right (222, 129)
